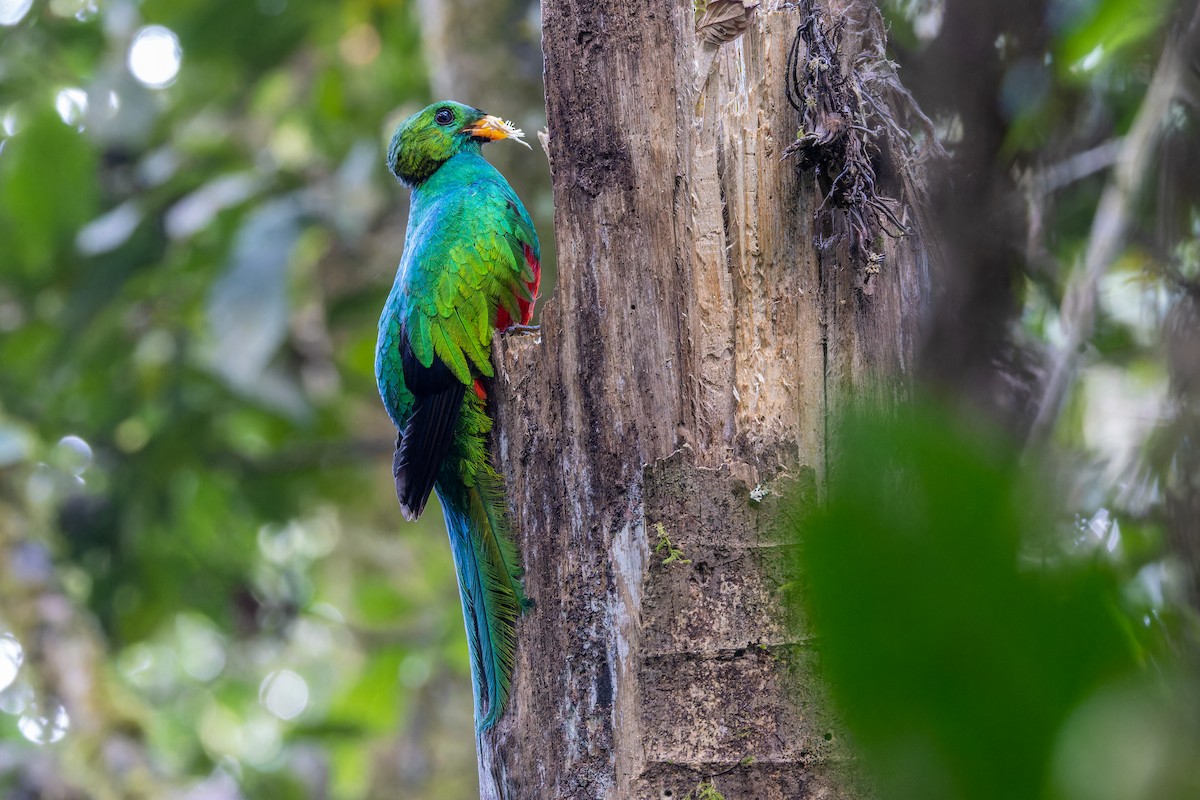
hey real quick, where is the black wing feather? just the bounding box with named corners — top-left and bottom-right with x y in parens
top-left (393, 325), bottom-right (465, 520)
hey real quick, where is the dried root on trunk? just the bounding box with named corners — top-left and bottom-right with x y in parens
top-left (783, 0), bottom-right (939, 271)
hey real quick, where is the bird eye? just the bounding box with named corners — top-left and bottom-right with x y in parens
top-left (434, 108), bottom-right (454, 126)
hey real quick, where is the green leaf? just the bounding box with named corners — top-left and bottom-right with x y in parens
top-left (1057, 0), bottom-right (1170, 76)
top-left (0, 108), bottom-right (97, 277)
top-left (791, 400), bottom-right (1143, 800)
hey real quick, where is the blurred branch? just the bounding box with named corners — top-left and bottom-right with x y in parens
top-left (1033, 138), bottom-right (1123, 194)
top-left (1024, 140), bottom-right (1123, 278)
top-left (913, 0), bottom-right (1052, 434)
top-left (250, 437), bottom-right (394, 471)
top-left (1022, 140), bottom-right (1123, 281)
top-left (1027, 2), bottom-right (1200, 447)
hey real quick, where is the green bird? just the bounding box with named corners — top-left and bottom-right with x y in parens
top-left (375, 101), bottom-right (540, 731)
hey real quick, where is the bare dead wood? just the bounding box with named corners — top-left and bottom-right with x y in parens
top-left (479, 2), bottom-right (934, 797)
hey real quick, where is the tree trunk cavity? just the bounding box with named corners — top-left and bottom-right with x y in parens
top-left (482, 1), bottom-right (933, 797)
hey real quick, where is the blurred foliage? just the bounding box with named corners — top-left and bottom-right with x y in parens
top-left (793, 400), bottom-right (1200, 800)
top-left (1, 0), bottom-right (1197, 797)
top-left (886, 0), bottom-right (1199, 431)
top-left (792, 1), bottom-right (1200, 799)
top-left (0, 0), bottom-right (553, 795)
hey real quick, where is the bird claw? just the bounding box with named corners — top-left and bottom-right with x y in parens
top-left (501, 324), bottom-right (540, 337)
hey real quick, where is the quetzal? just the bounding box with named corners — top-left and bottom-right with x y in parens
top-left (376, 101), bottom-right (540, 732)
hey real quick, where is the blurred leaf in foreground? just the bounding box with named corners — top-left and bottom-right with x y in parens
top-left (792, 399), bottom-right (1200, 800)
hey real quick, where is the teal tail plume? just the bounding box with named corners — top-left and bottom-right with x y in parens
top-left (437, 470), bottom-right (530, 732)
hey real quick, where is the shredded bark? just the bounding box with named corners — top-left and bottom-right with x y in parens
top-left (783, 0), bottom-right (928, 264)
top-left (696, 0), bottom-right (760, 45)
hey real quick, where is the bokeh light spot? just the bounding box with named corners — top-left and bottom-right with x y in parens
top-left (18, 702), bottom-right (70, 744)
top-left (0, 0), bottom-right (33, 26)
top-left (260, 669), bottom-right (309, 720)
top-left (1, 108), bottom-right (18, 136)
top-left (0, 634), bottom-right (23, 692)
top-left (176, 614), bottom-right (227, 682)
top-left (49, 0), bottom-right (95, 19)
top-left (128, 25), bottom-right (182, 88)
top-left (54, 435), bottom-right (93, 476)
top-left (0, 682), bottom-right (32, 715)
top-left (338, 23), bottom-right (381, 67)
top-left (1075, 45), bottom-right (1104, 73)
top-left (399, 653), bottom-right (432, 689)
top-left (54, 88), bottom-right (88, 129)
top-left (114, 418), bottom-right (150, 453)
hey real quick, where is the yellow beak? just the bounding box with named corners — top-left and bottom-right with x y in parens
top-left (465, 114), bottom-right (532, 149)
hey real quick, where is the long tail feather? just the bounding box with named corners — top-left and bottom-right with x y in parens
top-left (437, 465), bottom-right (529, 731)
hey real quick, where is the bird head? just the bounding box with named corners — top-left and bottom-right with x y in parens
top-left (387, 101), bottom-right (530, 187)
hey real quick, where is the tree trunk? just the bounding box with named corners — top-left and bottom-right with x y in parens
top-left (483, 1), bottom-right (933, 797)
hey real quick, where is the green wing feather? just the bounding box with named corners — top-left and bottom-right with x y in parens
top-left (404, 186), bottom-right (535, 386)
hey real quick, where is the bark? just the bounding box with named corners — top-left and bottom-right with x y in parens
top-left (1166, 291), bottom-right (1200, 618)
top-left (482, 1), bottom-right (933, 797)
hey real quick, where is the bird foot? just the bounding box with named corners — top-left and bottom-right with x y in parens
top-left (501, 324), bottom-right (540, 337)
